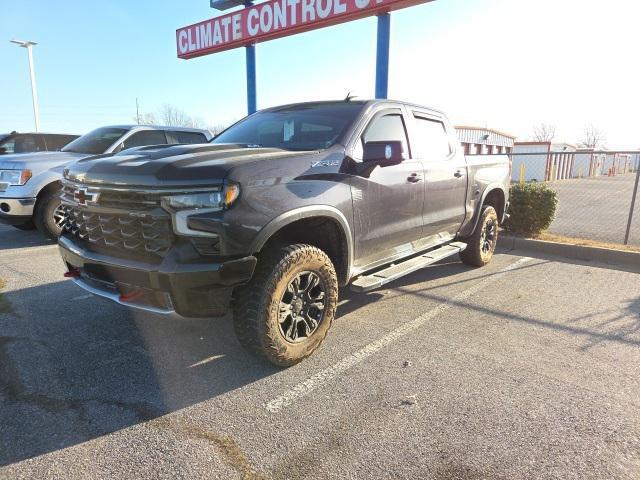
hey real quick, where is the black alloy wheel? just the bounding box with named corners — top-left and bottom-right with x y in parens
top-left (278, 271), bottom-right (327, 343)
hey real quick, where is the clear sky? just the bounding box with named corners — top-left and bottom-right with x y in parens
top-left (1, 0), bottom-right (638, 147)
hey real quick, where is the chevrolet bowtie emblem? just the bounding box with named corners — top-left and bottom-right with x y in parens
top-left (74, 188), bottom-right (99, 206)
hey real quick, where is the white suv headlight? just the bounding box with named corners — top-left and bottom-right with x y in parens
top-left (0, 169), bottom-right (32, 186)
top-left (161, 183), bottom-right (240, 211)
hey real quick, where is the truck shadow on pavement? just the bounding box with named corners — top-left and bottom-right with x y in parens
top-left (0, 280), bottom-right (279, 466)
top-left (0, 260), bottom-right (492, 466)
top-left (0, 226), bottom-right (52, 251)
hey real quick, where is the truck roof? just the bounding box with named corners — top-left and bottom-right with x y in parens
top-left (260, 99), bottom-right (446, 116)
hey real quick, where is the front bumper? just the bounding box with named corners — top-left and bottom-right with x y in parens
top-left (0, 197), bottom-right (36, 224)
top-left (58, 235), bottom-right (257, 318)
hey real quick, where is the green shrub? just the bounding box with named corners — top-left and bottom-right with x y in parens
top-left (504, 182), bottom-right (558, 235)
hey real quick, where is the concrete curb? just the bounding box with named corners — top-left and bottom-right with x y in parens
top-left (499, 235), bottom-right (640, 268)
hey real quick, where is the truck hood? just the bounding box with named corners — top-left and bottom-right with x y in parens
top-left (0, 151), bottom-right (87, 171)
top-left (65, 143), bottom-right (314, 188)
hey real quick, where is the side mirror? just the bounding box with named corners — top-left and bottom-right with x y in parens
top-left (0, 147), bottom-right (6, 154)
top-left (362, 141), bottom-right (405, 166)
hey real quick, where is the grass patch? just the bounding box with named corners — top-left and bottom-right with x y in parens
top-left (0, 278), bottom-right (13, 314)
top-left (527, 232), bottom-right (640, 253)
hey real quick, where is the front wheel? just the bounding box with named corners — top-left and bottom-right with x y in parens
top-left (33, 189), bottom-right (65, 242)
top-left (233, 244), bottom-right (338, 367)
top-left (459, 205), bottom-right (499, 267)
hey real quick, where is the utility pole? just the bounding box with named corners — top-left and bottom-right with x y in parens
top-left (136, 98), bottom-right (141, 124)
top-left (10, 40), bottom-right (40, 132)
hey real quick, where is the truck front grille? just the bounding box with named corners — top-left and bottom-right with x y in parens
top-left (61, 184), bottom-right (165, 207)
top-left (61, 205), bottom-right (174, 260)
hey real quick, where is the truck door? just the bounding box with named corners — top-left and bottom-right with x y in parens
top-left (350, 108), bottom-right (425, 268)
top-left (408, 112), bottom-right (467, 239)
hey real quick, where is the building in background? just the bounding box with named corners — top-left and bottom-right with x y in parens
top-left (573, 148), bottom-right (607, 178)
top-left (455, 126), bottom-right (515, 155)
top-left (603, 153), bottom-right (634, 175)
top-left (511, 142), bottom-right (577, 182)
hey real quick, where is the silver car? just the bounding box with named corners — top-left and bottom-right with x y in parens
top-left (0, 125), bottom-right (212, 240)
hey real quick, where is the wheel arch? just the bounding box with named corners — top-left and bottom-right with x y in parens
top-left (463, 184), bottom-right (507, 238)
top-left (249, 206), bottom-right (354, 286)
top-left (482, 186), bottom-right (506, 222)
top-left (37, 180), bottom-right (63, 198)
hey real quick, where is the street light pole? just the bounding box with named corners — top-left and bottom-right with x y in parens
top-left (10, 40), bottom-right (40, 132)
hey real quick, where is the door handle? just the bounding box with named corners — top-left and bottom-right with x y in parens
top-left (454, 169), bottom-right (464, 178)
top-left (407, 173), bottom-right (422, 183)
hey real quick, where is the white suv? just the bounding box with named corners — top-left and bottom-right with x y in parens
top-left (0, 125), bottom-right (212, 240)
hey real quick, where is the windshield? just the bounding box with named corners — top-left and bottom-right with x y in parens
top-left (212, 103), bottom-right (365, 151)
top-left (62, 127), bottom-right (128, 154)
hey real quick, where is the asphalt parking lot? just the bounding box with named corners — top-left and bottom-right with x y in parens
top-left (548, 174), bottom-right (640, 245)
top-left (1, 224), bottom-right (639, 479)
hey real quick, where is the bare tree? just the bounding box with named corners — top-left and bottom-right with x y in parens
top-left (190, 116), bottom-right (207, 129)
top-left (207, 123), bottom-right (228, 136)
top-left (134, 112), bottom-right (158, 125)
top-left (133, 103), bottom-right (205, 128)
top-left (532, 123), bottom-right (556, 142)
top-left (579, 124), bottom-right (606, 149)
top-left (160, 104), bottom-right (194, 127)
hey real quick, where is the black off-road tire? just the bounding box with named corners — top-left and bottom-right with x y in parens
top-left (33, 189), bottom-right (64, 242)
top-left (12, 221), bottom-right (36, 231)
top-left (233, 244), bottom-right (338, 367)
top-left (459, 205), bottom-right (499, 267)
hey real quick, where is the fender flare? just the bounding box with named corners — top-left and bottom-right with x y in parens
top-left (464, 184), bottom-right (507, 237)
top-left (249, 205), bottom-right (354, 280)
top-left (28, 169), bottom-right (64, 200)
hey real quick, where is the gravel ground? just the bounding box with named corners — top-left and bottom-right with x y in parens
top-left (0, 224), bottom-right (639, 479)
top-left (548, 173), bottom-right (640, 245)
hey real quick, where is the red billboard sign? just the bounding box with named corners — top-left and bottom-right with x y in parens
top-left (176, 0), bottom-right (433, 59)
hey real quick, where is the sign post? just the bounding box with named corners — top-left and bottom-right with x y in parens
top-left (244, 1), bottom-right (257, 114)
top-left (375, 13), bottom-right (390, 99)
top-left (246, 43), bottom-right (257, 114)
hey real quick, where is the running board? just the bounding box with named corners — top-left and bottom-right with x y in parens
top-left (350, 242), bottom-right (467, 293)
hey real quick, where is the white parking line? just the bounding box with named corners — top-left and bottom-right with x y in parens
top-left (265, 256), bottom-right (533, 413)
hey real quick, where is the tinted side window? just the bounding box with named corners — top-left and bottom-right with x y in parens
top-left (123, 130), bottom-right (168, 149)
top-left (362, 114), bottom-right (409, 156)
top-left (173, 131), bottom-right (207, 144)
top-left (14, 135), bottom-right (39, 153)
top-left (411, 116), bottom-right (452, 160)
top-left (45, 134), bottom-right (77, 151)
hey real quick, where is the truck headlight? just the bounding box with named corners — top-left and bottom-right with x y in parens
top-left (0, 169), bottom-right (32, 186)
top-left (161, 183), bottom-right (240, 211)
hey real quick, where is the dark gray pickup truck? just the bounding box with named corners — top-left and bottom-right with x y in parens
top-left (58, 100), bottom-right (510, 366)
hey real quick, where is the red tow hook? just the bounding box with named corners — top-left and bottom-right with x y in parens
top-left (64, 269), bottom-right (81, 278)
top-left (119, 290), bottom-right (145, 303)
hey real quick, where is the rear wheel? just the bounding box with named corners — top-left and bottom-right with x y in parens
top-left (233, 244), bottom-right (338, 367)
top-left (459, 205), bottom-right (499, 267)
top-left (34, 189), bottom-right (64, 241)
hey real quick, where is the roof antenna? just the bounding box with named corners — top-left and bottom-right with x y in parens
top-left (344, 92), bottom-right (357, 102)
